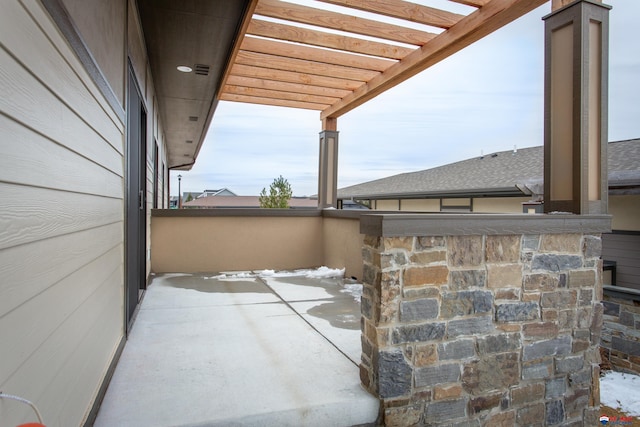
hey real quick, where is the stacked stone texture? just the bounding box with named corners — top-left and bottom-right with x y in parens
top-left (601, 294), bottom-right (640, 374)
top-left (360, 232), bottom-right (603, 426)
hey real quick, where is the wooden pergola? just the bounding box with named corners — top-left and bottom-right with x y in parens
top-left (217, 0), bottom-right (552, 126)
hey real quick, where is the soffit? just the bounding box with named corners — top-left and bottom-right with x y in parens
top-left (137, 0), bottom-right (252, 169)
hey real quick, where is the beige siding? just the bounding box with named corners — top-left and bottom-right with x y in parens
top-left (0, 2), bottom-right (124, 426)
top-left (473, 197), bottom-right (530, 213)
top-left (399, 199), bottom-right (440, 212)
top-left (375, 199), bottom-right (400, 210)
top-left (609, 195), bottom-right (640, 231)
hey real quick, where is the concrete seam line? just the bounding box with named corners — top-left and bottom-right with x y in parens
top-left (256, 276), bottom-right (359, 367)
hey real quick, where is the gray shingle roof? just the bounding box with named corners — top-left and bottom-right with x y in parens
top-left (338, 139), bottom-right (639, 200)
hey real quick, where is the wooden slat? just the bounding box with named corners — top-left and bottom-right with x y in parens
top-left (220, 93), bottom-right (329, 110)
top-left (255, 0), bottom-right (435, 46)
top-left (241, 37), bottom-right (395, 72)
top-left (226, 75), bottom-right (351, 98)
top-left (247, 18), bottom-right (416, 60)
top-left (235, 50), bottom-right (379, 82)
top-left (321, 0), bottom-right (548, 119)
top-left (318, 0), bottom-right (464, 29)
top-left (224, 84), bottom-right (340, 105)
top-left (450, 0), bottom-right (491, 7)
top-left (229, 63), bottom-right (364, 91)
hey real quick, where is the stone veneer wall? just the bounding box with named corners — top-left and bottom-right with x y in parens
top-left (359, 224), bottom-right (606, 426)
top-left (601, 288), bottom-right (640, 374)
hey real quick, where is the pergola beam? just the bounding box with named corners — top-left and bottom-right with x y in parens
top-left (247, 18), bottom-right (416, 60)
top-left (223, 84), bottom-right (340, 105)
top-left (320, 0), bottom-right (548, 120)
top-left (229, 63), bottom-right (363, 91)
top-left (235, 50), bottom-right (379, 82)
top-left (240, 36), bottom-right (395, 71)
top-left (317, 0), bottom-right (464, 29)
top-left (219, 93), bottom-right (329, 110)
top-left (255, 0), bottom-right (435, 46)
top-left (226, 75), bottom-right (351, 98)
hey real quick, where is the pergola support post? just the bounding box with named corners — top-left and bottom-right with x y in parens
top-left (318, 117), bottom-right (339, 209)
top-left (543, 0), bottom-right (610, 214)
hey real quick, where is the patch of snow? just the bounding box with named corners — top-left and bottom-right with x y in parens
top-left (340, 283), bottom-right (363, 302)
top-left (601, 371), bottom-right (640, 416)
top-left (205, 274), bottom-right (227, 280)
top-left (257, 269), bottom-right (276, 276)
top-left (305, 266), bottom-right (345, 278)
top-left (205, 272), bottom-right (256, 280)
top-left (255, 266), bottom-right (346, 279)
top-left (229, 272), bottom-right (254, 278)
top-left (256, 269), bottom-right (304, 278)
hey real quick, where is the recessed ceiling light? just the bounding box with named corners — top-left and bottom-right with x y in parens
top-left (177, 65), bottom-right (192, 73)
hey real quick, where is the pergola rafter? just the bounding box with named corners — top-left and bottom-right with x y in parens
top-left (218, 0), bottom-right (547, 116)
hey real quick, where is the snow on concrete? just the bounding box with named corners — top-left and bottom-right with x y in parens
top-left (601, 371), bottom-right (640, 417)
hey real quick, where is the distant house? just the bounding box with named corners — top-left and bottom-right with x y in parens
top-left (199, 188), bottom-right (237, 197)
top-left (183, 195), bottom-right (317, 209)
top-left (338, 139), bottom-right (640, 290)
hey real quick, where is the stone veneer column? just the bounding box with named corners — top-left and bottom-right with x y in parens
top-left (359, 214), bottom-right (610, 426)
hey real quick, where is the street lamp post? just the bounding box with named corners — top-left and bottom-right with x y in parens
top-left (178, 174), bottom-right (182, 209)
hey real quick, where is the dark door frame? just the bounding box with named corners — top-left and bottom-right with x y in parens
top-left (125, 63), bottom-right (147, 332)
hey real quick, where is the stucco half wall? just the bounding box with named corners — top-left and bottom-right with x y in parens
top-left (151, 209), bottom-right (367, 278)
top-left (151, 210), bottom-right (321, 272)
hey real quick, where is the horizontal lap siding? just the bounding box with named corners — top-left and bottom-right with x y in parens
top-left (602, 233), bottom-right (640, 290)
top-left (0, 2), bottom-right (124, 426)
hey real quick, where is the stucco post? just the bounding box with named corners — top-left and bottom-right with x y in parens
top-left (543, 0), bottom-right (611, 214)
top-left (318, 117), bottom-right (339, 209)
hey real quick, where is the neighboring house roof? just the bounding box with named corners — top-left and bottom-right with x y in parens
top-left (183, 196), bottom-right (318, 209)
top-left (199, 188), bottom-right (237, 197)
top-left (338, 139), bottom-right (640, 200)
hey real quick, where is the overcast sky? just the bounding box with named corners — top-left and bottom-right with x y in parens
top-left (172, 0), bottom-right (640, 197)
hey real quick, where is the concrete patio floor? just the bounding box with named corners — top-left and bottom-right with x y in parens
top-left (93, 270), bottom-right (379, 427)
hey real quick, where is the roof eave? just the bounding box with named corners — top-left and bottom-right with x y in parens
top-left (339, 186), bottom-right (528, 200)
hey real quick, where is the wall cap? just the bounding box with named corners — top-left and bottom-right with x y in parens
top-left (152, 208), bottom-right (322, 218)
top-left (360, 213), bottom-right (612, 236)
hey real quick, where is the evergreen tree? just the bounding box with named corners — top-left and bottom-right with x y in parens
top-left (259, 176), bottom-right (292, 208)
